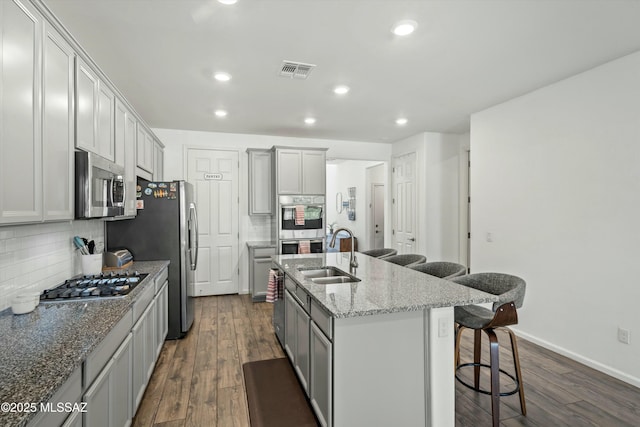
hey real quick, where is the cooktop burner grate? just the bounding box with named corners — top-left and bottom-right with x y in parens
top-left (41, 271), bottom-right (148, 302)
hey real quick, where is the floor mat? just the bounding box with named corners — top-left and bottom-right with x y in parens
top-left (242, 358), bottom-right (319, 427)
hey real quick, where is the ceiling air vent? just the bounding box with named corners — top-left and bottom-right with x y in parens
top-left (279, 61), bottom-right (316, 79)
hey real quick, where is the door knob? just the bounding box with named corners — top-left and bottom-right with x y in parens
top-left (408, 237), bottom-right (415, 241)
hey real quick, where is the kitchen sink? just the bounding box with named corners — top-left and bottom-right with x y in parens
top-left (298, 266), bottom-right (360, 284)
top-left (310, 276), bottom-right (361, 285)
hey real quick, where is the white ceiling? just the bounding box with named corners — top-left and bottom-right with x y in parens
top-left (43, 0), bottom-right (640, 143)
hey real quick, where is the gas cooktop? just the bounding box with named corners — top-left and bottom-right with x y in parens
top-left (41, 271), bottom-right (148, 302)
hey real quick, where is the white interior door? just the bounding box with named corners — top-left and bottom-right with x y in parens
top-left (392, 153), bottom-right (416, 254)
top-left (372, 184), bottom-right (385, 249)
top-left (187, 148), bottom-right (239, 296)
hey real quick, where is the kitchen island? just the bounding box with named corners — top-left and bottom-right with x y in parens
top-left (272, 252), bottom-right (498, 427)
top-left (0, 261), bottom-right (169, 427)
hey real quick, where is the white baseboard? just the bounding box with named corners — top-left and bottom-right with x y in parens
top-left (512, 328), bottom-right (640, 389)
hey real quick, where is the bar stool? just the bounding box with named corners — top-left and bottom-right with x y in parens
top-left (382, 254), bottom-right (426, 268)
top-left (359, 248), bottom-right (397, 259)
top-left (409, 261), bottom-right (467, 279)
top-left (451, 273), bottom-right (527, 427)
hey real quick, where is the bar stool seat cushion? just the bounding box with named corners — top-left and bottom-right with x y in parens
top-left (454, 305), bottom-right (494, 329)
top-left (383, 254), bottom-right (427, 268)
top-left (359, 248), bottom-right (397, 259)
top-left (409, 261), bottom-right (466, 279)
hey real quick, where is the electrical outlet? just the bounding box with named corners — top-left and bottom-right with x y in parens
top-left (438, 318), bottom-right (449, 337)
top-left (618, 327), bottom-right (631, 344)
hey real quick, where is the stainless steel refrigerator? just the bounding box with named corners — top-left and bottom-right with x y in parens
top-left (106, 179), bottom-right (198, 339)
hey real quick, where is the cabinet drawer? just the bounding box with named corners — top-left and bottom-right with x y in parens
top-left (295, 285), bottom-right (310, 313)
top-left (253, 247), bottom-right (276, 258)
top-left (133, 281), bottom-right (155, 322)
top-left (84, 309), bottom-right (132, 387)
top-left (27, 369), bottom-right (82, 427)
top-left (311, 299), bottom-right (332, 339)
top-left (285, 276), bottom-right (296, 294)
top-left (155, 267), bottom-right (168, 294)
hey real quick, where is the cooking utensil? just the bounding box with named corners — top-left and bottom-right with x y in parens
top-left (73, 236), bottom-right (89, 255)
top-left (88, 240), bottom-right (96, 254)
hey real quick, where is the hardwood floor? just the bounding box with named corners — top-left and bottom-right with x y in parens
top-left (133, 295), bottom-right (640, 427)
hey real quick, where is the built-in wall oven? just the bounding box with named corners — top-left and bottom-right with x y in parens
top-left (275, 195), bottom-right (325, 254)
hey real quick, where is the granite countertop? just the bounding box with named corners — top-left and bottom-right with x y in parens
top-left (273, 253), bottom-right (498, 319)
top-left (0, 260), bottom-right (169, 427)
top-left (246, 241), bottom-right (277, 249)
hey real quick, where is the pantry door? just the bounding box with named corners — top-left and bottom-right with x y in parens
top-left (187, 148), bottom-right (239, 296)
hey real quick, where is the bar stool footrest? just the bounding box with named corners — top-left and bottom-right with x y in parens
top-left (455, 362), bottom-right (520, 397)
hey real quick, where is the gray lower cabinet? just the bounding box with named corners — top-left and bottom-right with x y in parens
top-left (61, 410), bottom-right (82, 427)
top-left (284, 285), bottom-right (311, 395)
top-left (294, 300), bottom-right (311, 394)
top-left (83, 333), bottom-right (133, 427)
top-left (283, 274), bottom-right (333, 426)
top-left (132, 301), bottom-right (154, 412)
top-left (310, 322), bottom-right (332, 427)
top-left (284, 290), bottom-right (296, 362)
top-left (155, 280), bottom-right (169, 357)
top-left (248, 246), bottom-right (276, 301)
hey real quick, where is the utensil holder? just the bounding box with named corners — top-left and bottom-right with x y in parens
top-left (81, 254), bottom-right (103, 275)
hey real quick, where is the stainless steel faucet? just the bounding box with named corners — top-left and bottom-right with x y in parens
top-left (329, 227), bottom-right (358, 269)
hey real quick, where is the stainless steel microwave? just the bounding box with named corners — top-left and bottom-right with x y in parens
top-left (75, 151), bottom-right (125, 219)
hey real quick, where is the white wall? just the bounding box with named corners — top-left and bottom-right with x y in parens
top-left (0, 220), bottom-right (104, 311)
top-left (326, 160), bottom-right (384, 250)
top-left (326, 164), bottom-right (339, 228)
top-left (391, 132), bottom-right (464, 262)
top-left (152, 128), bottom-right (392, 293)
top-left (470, 51), bottom-right (640, 386)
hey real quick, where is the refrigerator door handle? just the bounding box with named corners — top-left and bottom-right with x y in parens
top-left (189, 202), bottom-right (199, 270)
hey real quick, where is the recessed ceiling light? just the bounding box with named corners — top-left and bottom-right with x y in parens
top-left (333, 85), bottom-right (350, 95)
top-left (392, 20), bottom-right (418, 36)
top-left (218, 0), bottom-right (237, 5)
top-left (213, 71), bottom-right (231, 82)
top-left (214, 109), bottom-right (228, 117)
top-left (304, 117), bottom-right (316, 125)
top-left (396, 118), bottom-right (408, 125)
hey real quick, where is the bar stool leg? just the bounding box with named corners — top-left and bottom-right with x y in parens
top-left (454, 325), bottom-right (465, 368)
top-left (506, 327), bottom-right (527, 415)
top-left (473, 329), bottom-right (482, 389)
top-left (486, 328), bottom-right (501, 427)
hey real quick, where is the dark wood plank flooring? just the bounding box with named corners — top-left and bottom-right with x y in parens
top-left (133, 295), bottom-right (640, 427)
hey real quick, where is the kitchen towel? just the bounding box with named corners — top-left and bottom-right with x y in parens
top-left (266, 269), bottom-right (277, 303)
top-left (298, 240), bottom-right (310, 254)
top-left (295, 205), bottom-right (305, 226)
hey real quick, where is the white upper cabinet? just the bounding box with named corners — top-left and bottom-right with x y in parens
top-left (247, 149), bottom-right (273, 215)
top-left (97, 81), bottom-right (115, 161)
top-left (75, 59), bottom-right (97, 152)
top-left (276, 149), bottom-right (302, 194)
top-left (136, 125), bottom-right (154, 175)
top-left (75, 57), bottom-right (114, 161)
top-left (42, 19), bottom-right (75, 221)
top-left (153, 140), bottom-right (164, 181)
top-left (302, 150), bottom-right (326, 195)
top-left (115, 99), bottom-right (137, 216)
top-left (274, 147), bottom-right (326, 195)
top-left (0, 0), bottom-right (44, 224)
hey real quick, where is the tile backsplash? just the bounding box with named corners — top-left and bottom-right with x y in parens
top-left (0, 220), bottom-right (104, 311)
